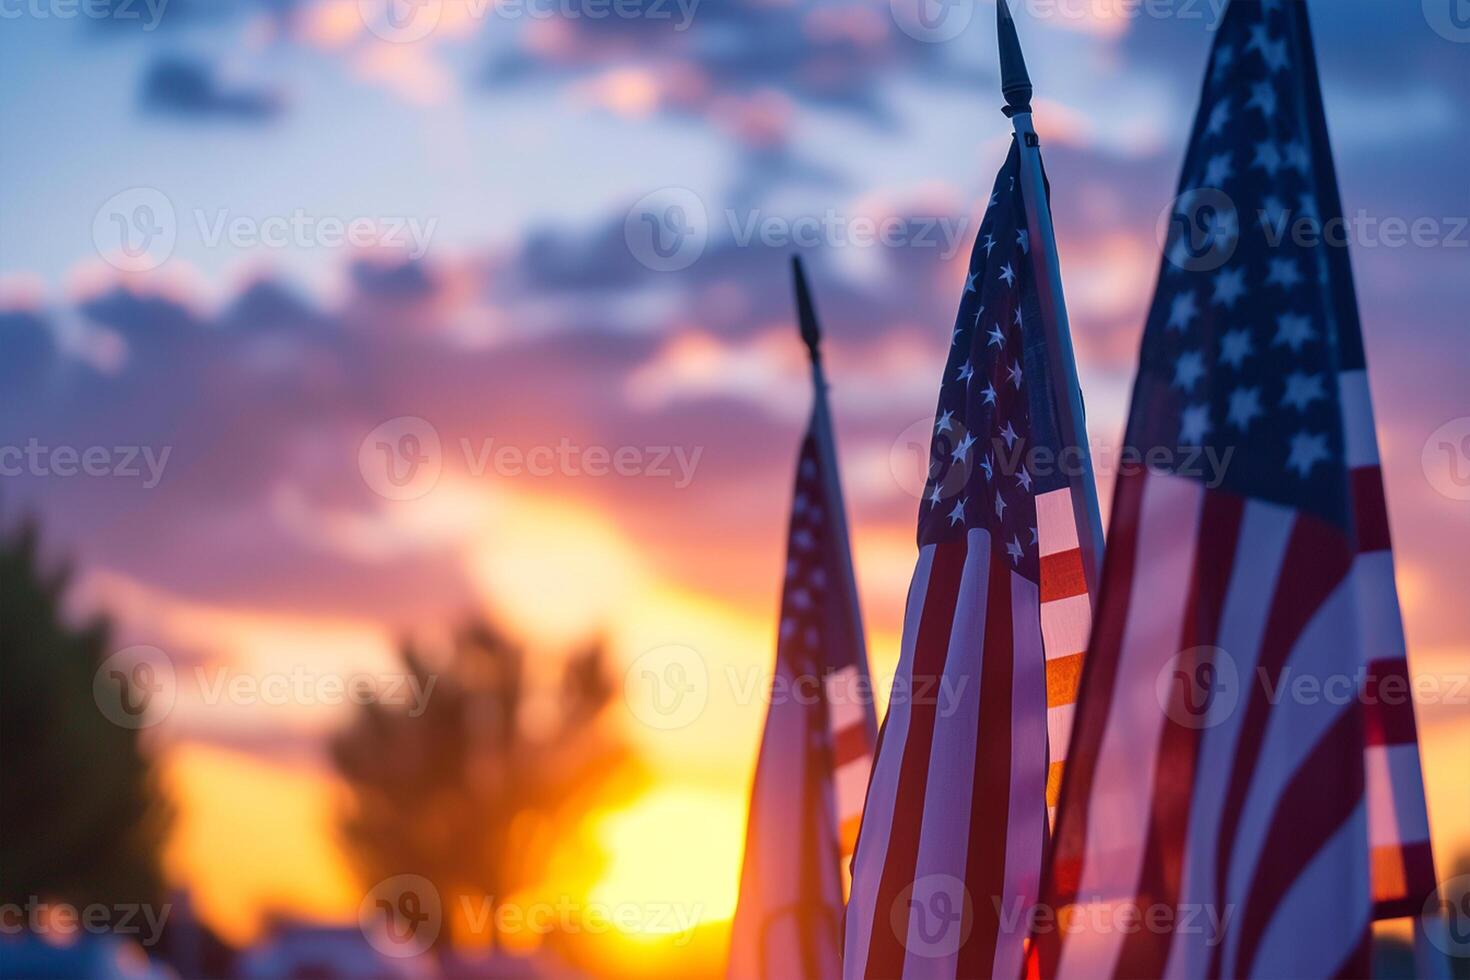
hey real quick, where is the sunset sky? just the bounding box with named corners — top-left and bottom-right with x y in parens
top-left (1, 0), bottom-right (1466, 966)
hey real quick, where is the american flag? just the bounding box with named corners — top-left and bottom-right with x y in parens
top-left (1029, 1), bottom-right (1439, 977)
top-left (728, 258), bottom-right (878, 980)
top-left (843, 141), bottom-right (1095, 979)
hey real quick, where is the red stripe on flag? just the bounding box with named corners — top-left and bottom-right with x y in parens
top-left (832, 723), bottom-right (870, 767)
top-left (1232, 707), bottom-right (1368, 978)
top-left (1361, 658), bottom-right (1420, 747)
top-left (1207, 514), bottom-right (1354, 978)
top-left (860, 539), bottom-right (969, 979)
top-left (1045, 653), bottom-right (1083, 709)
top-left (1350, 465), bottom-right (1392, 553)
top-left (1040, 548), bottom-right (1087, 602)
top-left (956, 550), bottom-right (1017, 979)
top-left (1113, 490), bottom-right (1244, 979)
top-left (1372, 840), bottom-right (1437, 919)
top-left (1030, 469), bottom-right (1148, 977)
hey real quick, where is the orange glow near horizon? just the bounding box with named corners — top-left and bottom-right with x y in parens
top-left (587, 786), bottom-right (747, 936)
top-left (145, 474), bottom-right (1469, 961)
top-left (5, 1), bottom-right (1464, 972)
top-left (164, 743), bottom-right (360, 946)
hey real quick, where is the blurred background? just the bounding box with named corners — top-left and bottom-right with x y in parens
top-left (0, 0), bottom-right (1466, 976)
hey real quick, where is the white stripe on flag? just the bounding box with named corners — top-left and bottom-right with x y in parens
top-left (728, 661), bottom-right (844, 978)
top-left (1219, 565), bottom-right (1364, 978)
top-left (1040, 594), bottom-right (1090, 660)
top-left (1365, 744), bottom-right (1431, 849)
top-left (1165, 499), bottom-right (1295, 980)
top-left (993, 569), bottom-right (1048, 980)
top-left (828, 665), bottom-right (867, 733)
top-left (835, 754), bottom-right (872, 820)
top-left (1352, 552), bottom-right (1433, 848)
top-left (1248, 803), bottom-right (1371, 978)
top-left (1036, 487), bottom-right (1080, 557)
top-left (1352, 553), bottom-right (1405, 655)
top-left (1338, 370), bottom-right (1378, 468)
top-left (1046, 702), bottom-right (1075, 768)
top-left (844, 544), bottom-right (937, 975)
top-left (900, 528), bottom-right (991, 979)
top-left (1057, 471), bottom-right (1204, 979)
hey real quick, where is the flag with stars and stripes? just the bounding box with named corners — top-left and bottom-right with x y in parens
top-left (728, 262), bottom-right (878, 980)
top-left (1029, 2), bottom-right (1439, 978)
top-left (842, 139), bottom-right (1096, 980)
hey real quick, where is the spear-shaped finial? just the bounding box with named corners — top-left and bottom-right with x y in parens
top-left (995, 0), bottom-right (1106, 600)
top-left (791, 254), bottom-right (822, 365)
top-left (997, 0), bottom-right (1033, 117)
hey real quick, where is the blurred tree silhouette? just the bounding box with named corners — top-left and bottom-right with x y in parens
top-left (0, 521), bottom-right (169, 917)
top-left (331, 620), bottom-right (634, 953)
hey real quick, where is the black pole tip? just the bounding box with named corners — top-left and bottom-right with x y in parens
top-left (997, 0), bottom-right (1033, 116)
top-left (791, 255), bottom-right (822, 363)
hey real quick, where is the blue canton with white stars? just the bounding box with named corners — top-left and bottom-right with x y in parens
top-left (780, 433), bottom-right (863, 676)
top-left (1140, 0), bottom-right (1354, 529)
top-left (919, 142), bottom-right (1069, 584)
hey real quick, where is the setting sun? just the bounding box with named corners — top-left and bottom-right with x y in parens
top-left (587, 786), bottom-right (748, 939)
top-left (3, 1), bottom-right (1465, 976)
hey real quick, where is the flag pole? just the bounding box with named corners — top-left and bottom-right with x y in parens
top-left (792, 255), bottom-right (878, 744)
top-left (997, 0), bottom-right (1106, 603)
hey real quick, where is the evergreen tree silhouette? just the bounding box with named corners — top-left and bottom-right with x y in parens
top-left (0, 520), bottom-right (170, 922)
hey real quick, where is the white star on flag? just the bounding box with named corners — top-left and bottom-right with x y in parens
top-left (1287, 429), bottom-right (1329, 476)
top-left (1273, 313), bottom-right (1315, 351)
